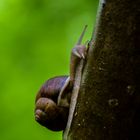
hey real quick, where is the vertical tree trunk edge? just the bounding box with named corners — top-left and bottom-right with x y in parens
top-left (65, 0), bottom-right (140, 139)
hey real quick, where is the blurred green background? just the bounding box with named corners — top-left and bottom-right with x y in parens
top-left (0, 0), bottom-right (98, 140)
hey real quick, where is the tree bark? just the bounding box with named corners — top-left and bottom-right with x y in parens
top-left (64, 0), bottom-right (140, 139)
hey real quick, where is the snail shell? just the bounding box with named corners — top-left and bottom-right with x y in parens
top-left (35, 76), bottom-right (71, 131)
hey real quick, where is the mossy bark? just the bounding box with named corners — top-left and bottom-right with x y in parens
top-left (66, 0), bottom-right (140, 139)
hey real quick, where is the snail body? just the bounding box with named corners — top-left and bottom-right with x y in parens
top-left (35, 25), bottom-right (88, 131)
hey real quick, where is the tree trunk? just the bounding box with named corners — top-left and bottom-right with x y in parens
top-left (64, 0), bottom-right (140, 139)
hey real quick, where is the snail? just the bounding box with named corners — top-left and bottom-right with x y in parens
top-left (35, 25), bottom-right (88, 131)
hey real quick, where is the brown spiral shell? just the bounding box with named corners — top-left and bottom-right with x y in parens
top-left (35, 76), bottom-right (71, 131)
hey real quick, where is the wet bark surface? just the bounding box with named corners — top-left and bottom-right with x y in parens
top-left (66, 0), bottom-right (140, 139)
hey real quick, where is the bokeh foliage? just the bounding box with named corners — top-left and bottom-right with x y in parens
top-left (0, 0), bottom-right (98, 140)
